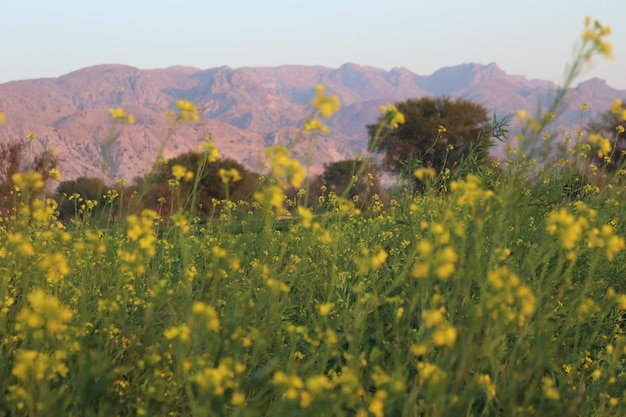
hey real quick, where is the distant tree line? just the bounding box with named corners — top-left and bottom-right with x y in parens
top-left (2, 95), bottom-right (622, 224)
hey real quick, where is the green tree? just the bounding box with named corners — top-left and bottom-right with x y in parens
top-left (321, 159), bottom-right (382, 208)
top-left (141, 151), bottom-right (259, 218)
top-left (55, 177), bottom-right (108, 221)
top-left (368, 97), bottom-right (490, 178)
top-left (0, 139), bottom-right (58, 209)
top-left (587, 99), bottom-right (626, 173)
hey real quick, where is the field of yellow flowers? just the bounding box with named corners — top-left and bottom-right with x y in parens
top-left (1, 16), bottom-right (626, 417)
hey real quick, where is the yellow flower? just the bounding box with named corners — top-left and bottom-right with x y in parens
top-left (12, 170), bottom-right (45, 191)
top-left (542, 377), bottom-right (560, 400)
top-left (176, 100), bottom-right (199, 122)
top-left (371, 248), bottom-right (388, 269)
top-left (219, 168), bottom-right (242, 184)
top-left (380, 103), bottom-right (405, 129)
top-left (0, 112), bottom-right (4, 124)
top-left (109, 107), bottom-right (134, 124)
top-left (475, 374), bottom-right (496, 399)
top-left (318, 302), bottom-right (334, 316)
top-left (232, 392), bottom-right (246, 405)
top-left (433, 323), bottom-right (457, 347)
top-left (414, 167), bottom-right (436, 181)
top-left (297, 206), bottom-right (314, 228)
top-left (311, 84), bottom-right (340, 118)
top-left (171, 164), bottom-right (191, 181)
top-left (422, 307), bottom-right (445, 328)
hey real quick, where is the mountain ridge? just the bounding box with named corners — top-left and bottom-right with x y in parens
top-left (0, 62), bottom-right (624, 183)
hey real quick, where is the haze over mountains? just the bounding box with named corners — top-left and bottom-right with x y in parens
top-left (0, 63), bottom-right (624, 183)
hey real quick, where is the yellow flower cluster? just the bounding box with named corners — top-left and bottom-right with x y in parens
top-left (449, 174), bottom-right (495, 208)
top-left (192, 301), bottom-right (220, 331)
top-left (15, 289), bottom-right (74, 337)
top-left (170, 213), bottom-right (190, 233)
top-left (197, 136), bottom-right (220, 162)
top-left (414, 167), bottom-right (436, 182)
top-left (303, 84), bottom-right (340, 133)
top-left (219, 168), bottom-right (242, 184)
top-left (586, 224), bottom-right (626, 261)
top-left (12, 170), bottom-right (45, 192)
top-left (191, 358), bottom-right (245, 397)
top-left (486, 267), bottom-right (536, 326)
top-left (109, 107), bottom-right (135, 124)
top-left (263, 146), bottom-right (306, 189)
top-left (164, 323), bottom-right (191, 344)
top-left (412, 233), bottom-right (458, 281)
top-left (12, 349), bottom-right (69, 382)
top-left (297, 206), bottom-right (314, 228)
top-left (303, 118), bottom-right (329, 134)
top-left (610, 98), bottom-right (626, 120)
top-left (547, 207), bottom-right (591, 251)
top-left (588, 133), bottom-right (612, 158)
top-left (171, 164), bottom-right (194, 182)
top-left (380, 103), bottom-right (405, 129)
top-left (475, 374), bottom-right (496, 399)
top-left (39, 252), bottom-right (70, 283)
top-left (254, 184), bottom-right (286, 215)
top-left (318, 302), bottom-right (334, 316)
top-left (175, 100), bottom-right (199, 122)
top-left (311, 84), bottom-right (340, 118)
top-left (547, 203), bottom-right (625, 261)
top-left (0, 111), bottom-right (4, 124)
top-left (272, 371), bottom-right (323, 408)
top-left (542, 376), bottom-right (560, 400)
top-left (125, 209), bottom-right (159, 257)
top-left (582, 16), bottom-right (613, 60)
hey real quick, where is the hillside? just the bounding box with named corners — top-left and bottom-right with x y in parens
top-left (0, 63), bottom-right (624, 182)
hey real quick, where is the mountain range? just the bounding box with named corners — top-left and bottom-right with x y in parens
top-left (0, 63), bottom-right (624, 183)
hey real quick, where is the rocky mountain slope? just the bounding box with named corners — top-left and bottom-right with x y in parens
top-left (0, 63), bottom-right (623, 183)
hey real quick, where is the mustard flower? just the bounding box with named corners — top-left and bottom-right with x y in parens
top-left (318, 302), bottom-right (334, 316)
top-left (610, 98), bottom-right (626, 120)
top-left (109, 107), bottom-right (135, 124)
top-left (475, 374), bottom-right (496, 399)
top-left (297, 206), bottom-right (314, 228)
top-left (371, 248), bottom-right (388, 269)
top-left (175, 100), bottom-right (199, 122)
top-left (588, 133), bottom-right (612, 158)
top-left (312, 84), bottom-right (340, 118)
top-left (380, 103), bottom-right (405, 129)
top-left (582, 17), bottom-right (613, 61)
top-left (171, 164), bottom-right (193, 181)
top-left (542, 377), bottom-right (560, 400)
top-left (12, 170), bottom-right (45, 192)
top-left (432, 323), bottom-right (458, 347)
top-left (219, 168), bottom-right (242, 184)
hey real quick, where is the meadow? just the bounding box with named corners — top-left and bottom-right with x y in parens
top-left (0, 17), bottom-right (626, 417)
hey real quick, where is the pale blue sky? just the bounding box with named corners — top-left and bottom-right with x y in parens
top-left (1, 0), bottom-right (625, 88)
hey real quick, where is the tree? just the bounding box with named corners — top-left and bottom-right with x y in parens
top-left (368, 97), bottom-right (490, 177)
top-left (0, 139), bottom-right (58, 210)
top-left (587, 99), bottom-right (626, 173)
top-left (140, 151), bottom-right (259, 218)
top-left (321, 159), bottom-right (382, 208)
top-left (55, 177), bottom-right (108, 221)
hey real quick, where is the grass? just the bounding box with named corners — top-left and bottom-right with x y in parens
top-left (0, 16), bottom-right (625, 417)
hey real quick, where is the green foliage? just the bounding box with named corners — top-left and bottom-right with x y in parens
top-left (143, 151), bottom-right (259, 218)
top-left (368, 97), bottom-right (490, 177)
top-left (587, 100), bottom-right (626, 172)
top-left (55, 177), bottom-right (107, 221)
top-left (0, 16), bottom-right (623, 416)
top-left (0, 139), bottom-right (58, 211)
top-left (320, 158), bottom-right (382, 208)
